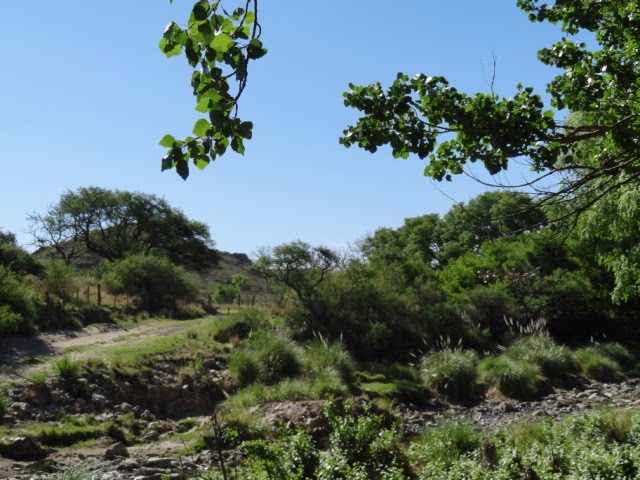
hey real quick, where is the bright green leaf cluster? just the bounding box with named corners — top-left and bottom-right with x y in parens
top-left (160, 1), bottom-right (266, 179)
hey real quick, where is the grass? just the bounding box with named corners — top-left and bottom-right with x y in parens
top-left (420, 349), bottom-right (478, 401)
top-left (574, 347), bottom-right (623, 382)
top-left (52, 356), bottom-right (82, 379)
top-left (505, 335), bottom-right (579, 380)
top-left (225, 369), bottom-right (348, 408)
top-left (479, 355), bottom-right (543, 399)
top-left (411, 422), bottom-right (482, 466)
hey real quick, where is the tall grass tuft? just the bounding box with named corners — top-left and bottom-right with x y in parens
top-left (52, 356), bottom-right (82, 380)
top-left (305, 335), bottom-right (355, 382)
top-left (251, 334), bottom-right (302, 385)
top-left (420, 350), bottom-right (478, 401)
top-left (574, 347), bottom-right (622, 382)
top-left (479, 355), bottom-right (543, 399)
top-left (506, 335), bottom-right (579, 380)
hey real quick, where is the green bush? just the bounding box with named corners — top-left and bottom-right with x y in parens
top-left (0, 305), bottom-right (25, 335)
top-left (0, 266), bottom-right (38, 334)
top-left (505, 335), bottom-right (579, 380)
top-left (229, 351), bottom-right (261, 386)
top-left (479, 355), bottom-right (543, 399)
top-left (420, 350), bottom-right (478, 401)
top-left (574, 347), bottom-right (622, 382)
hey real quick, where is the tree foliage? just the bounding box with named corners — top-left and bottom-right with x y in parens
top-left (29, 187), bottom-right (220, 272)
top-left (253, 241), bottom-right (341, 329)
top-left (340, 1), bottom-right (640, 213)
top-left (160, 0), bottom-right (266, 179)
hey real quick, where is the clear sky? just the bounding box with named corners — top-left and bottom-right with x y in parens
top-left (0, 1), bottom-right (571, 255)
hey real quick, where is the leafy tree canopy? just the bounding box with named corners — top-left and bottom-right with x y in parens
top-left (29, 187), bottom-right (220, 272)
top-left (340, 0), bottom-right (640, 215)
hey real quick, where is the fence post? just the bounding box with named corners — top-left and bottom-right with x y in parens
top-left (97, 284), bottom-right (102, 306)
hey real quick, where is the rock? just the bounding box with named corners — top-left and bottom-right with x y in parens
top-left (92, 393), bottom-right (108, 410)
top-left (142, 431), bottom-right (160, 442)
top-left (142, 457), bottom-right (176, 469)
top-left (0, 436), bottom-right (48, 461)
top-left (141, 410), bottom-right (156, 421)
top-left (104, 442), bottom-right (129, 460)
top-left (118, 402), bottom-right (134, 413)
top-left (117, 458), bottom-right (141, 471)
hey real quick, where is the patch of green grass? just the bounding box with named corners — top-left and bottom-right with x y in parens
top-left (226, 369), bottom-right (347, 408)
top-left (305, 338), bottom-right (355, 383)
top-left (410, 422), bottom-right (482, 468)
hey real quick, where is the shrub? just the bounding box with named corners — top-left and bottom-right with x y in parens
top-left (0, 305), bottom-right (25, 335)
top-left (574, 347), bottom-right (622, 382)
top-left (229, 351), bottom-right (261, 386)
top-left (0, 266), bottom-right (38, 334)
top-left (479, 355), bottom-right (543, 399)
top-left (506, 335), bottom-right (579, 380)
top-left (420, 350), bottom-right (478, 401)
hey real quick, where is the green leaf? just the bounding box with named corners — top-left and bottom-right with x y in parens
top-left (245, 11), bottom-right (256, 24)
top-left (192, 3), bottom-right (208, 21)
top-left (176, 160), bottom-right (189, 180)
top-left (193, 119), bottom-right (211, 137)
top-left (195, 157), bottom-right (209, 170)
top-left (159, 134), bottom-right (176, 148)
top-left (211, 33), bottom-right (234, 53)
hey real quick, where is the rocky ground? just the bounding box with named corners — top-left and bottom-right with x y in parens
top-left (3, 375), bottom-right (640, 479)
top-left (2, 323), bottom-right (640, 479)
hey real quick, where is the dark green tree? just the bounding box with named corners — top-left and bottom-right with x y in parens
top-left (29, 187), bottom-right (220, 272)
top-left (253, 241), bottom-right (341, 330)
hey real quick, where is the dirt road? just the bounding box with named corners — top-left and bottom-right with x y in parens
top-left (0, 320), bottom-right (201, 384)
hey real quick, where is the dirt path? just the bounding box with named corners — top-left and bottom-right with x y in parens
top-left (0, 320), bottom-right (199, 384)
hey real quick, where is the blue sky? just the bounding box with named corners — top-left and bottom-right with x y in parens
top-left (0, 1), bottom-right (569, 255)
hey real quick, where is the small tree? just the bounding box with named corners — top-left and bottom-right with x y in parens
top-left (102, 254), bottom-right (197, 313)
top-left (41, 261), bottom-right (77, 309)
top-left (253, 241), bottom-right (342, 332)
top-left (232, 274), bottom-right (247, 308)
top-left (215, 283), bottom-right (238, 314)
